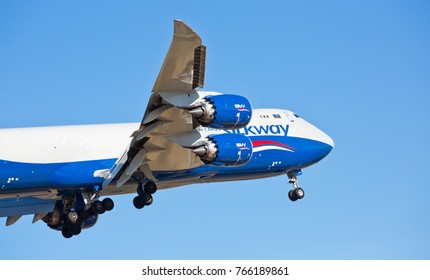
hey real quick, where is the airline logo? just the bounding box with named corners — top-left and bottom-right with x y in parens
top-left (198, 124), bottom-right (289, 137)
top-left (234, 104), bottom-right (250, 112)
top-left (226, 124), bottom-right (289, 136)
top-left (236, 143), bottom-right (250, 150)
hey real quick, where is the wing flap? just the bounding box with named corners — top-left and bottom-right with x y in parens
top-left (6, 215), bottom-right (21, 226)
top-left (32, 213), bottom-right (48, 224)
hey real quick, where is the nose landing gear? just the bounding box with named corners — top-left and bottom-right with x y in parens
top-left (287, 170), bottom-right (305, 202)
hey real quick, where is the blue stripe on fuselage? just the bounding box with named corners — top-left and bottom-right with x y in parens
top-left (0, 158), bottom-right (116, 190)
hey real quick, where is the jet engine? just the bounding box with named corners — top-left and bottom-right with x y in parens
top-left (189, 94), bottom-right (252, 130)
top-left (192, 133), bottom-right (253, 166)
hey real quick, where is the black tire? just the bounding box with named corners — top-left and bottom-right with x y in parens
top-left (144, 181), bottom-right (157, 195)
top-left (78, 209), bottom-right (87, 222)
top-left (66, 211), bottom-right (80, 224)
top-left (133, 196), bottom-right (145, 209)
top-left (143, 194), bottom-right (153, 206)
top-left (91, 201), bottom-right (105, 214)
top-left (102, 198), bottom-right (114, 211)
top-left (70, 225), bottom-right (82, 235)
top-left (294, 188), bottom-right (305, 199)
top-left (61, 227), bottom-right (73, 239)
top-left (288, 190), bottom-right (298, 202)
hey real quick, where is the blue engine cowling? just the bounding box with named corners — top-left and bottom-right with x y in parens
top-left (192, 133), bottom-right (253, 166)
top-left (189, 94), bottom-right (252, 130)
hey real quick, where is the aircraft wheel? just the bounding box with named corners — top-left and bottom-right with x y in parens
top-left (78, 209), bottom-right (87, 221)
top-left (133, 196), bottom-right (145, 209)
top-left (91, 201), bottom-right (106, 214)
top-left (70, 225), bottom-right (82, 236)
top-left (294, 188), bottom-right (305, 199)
top-left (288, 190), bottom-right (298, 202)
top-left (102, 198), bottom-right (114, 211)
top-left (62, 227), bottom-right (73, 239)
top-left (142, 194), bottom-right (153, 206)
top-left (66, 211), bottom-right (80, 224)
top-left (144, 181), bottom-right (157, 195)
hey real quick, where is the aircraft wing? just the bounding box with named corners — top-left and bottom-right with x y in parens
top-left (102, 20), bottom-right (207, 189)
top-left (153, 20), bottom-right (206, 92)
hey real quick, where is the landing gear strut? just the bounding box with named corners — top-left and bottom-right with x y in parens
top-left (287, 170), bottom-right (305, 202)
top-left (133, 181), bottom-right (157, 209)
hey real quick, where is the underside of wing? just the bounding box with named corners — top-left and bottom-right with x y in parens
top-left (103, 20), bottom-right (208, 189)
top-left (0, 190), bottom-right (58, 226)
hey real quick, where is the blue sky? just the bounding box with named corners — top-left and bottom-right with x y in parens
top-left (0, 0), bottom-right (429, 259)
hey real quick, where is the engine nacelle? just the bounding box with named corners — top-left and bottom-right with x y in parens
top-left (192, 133), bottom-right (253, 166)
top-left (189, 94), bottom-right (252, 130)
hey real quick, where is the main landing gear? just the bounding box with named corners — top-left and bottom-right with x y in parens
top-left (287, 170), bottom-right (305, 202)
top-left (43, 193), bottom-right (115, 239)
top-left (60, 197), bottom-right (114, 238)
top-left (133, 181), bottom-right (157, 209)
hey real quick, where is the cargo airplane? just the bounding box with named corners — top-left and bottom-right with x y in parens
top-left (0, 20), bottom-right (334, 238)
